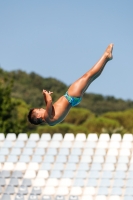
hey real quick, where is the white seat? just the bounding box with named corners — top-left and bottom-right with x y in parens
top-left (65, 163), bottom-right (77, 171)
top-left (27, 163), bottom-right (39, 171)
top-left (97, 187), bottom-right (109, 195)
top-left (105, 156), bottom-right (117, 163)
top-left (90, 163), bottom-right (102, 171)
top-left (124, 187), bottom-right (133, 195)
top-left (101, 171), bottom-right (113, 179)
top-left (95, 148), bottom-right (106, 156)
top-left (96, 141), bottom-right (108, 149)
top-left (82, 149), bottom-right (94, 156)
top-left (99, 133), bottom-right (110, 141)
top-left (19, 155), bottom-right (31, 163)
top-left (119, 149), bottom-right (131, 156)
top-left (33, 178), bottom-right (46, 187)
top-left (43, 186), bottom-right (55, 195)
top-left (29, 133), bottom-right (40, 141)
top-left (110, 187), bottom-right (122, 195)
top-left (56, 186), bottom-right (69, 195)
top-left (68, 155), bottom-right (79, 163)
top-left (2, 141), bottom-right (13, 148)
top-left (121, 141), bottom-right (132, 149)
top-left (78, 163), bottom-right (89, 171)
top-left (75, 171), bottom-right (88, 179)
top-left (53, 163), bottom-right (65, 170)
top-left (46, 178), bottom-right (59, 186)
top-left (71, 148), bottom-right (82, 155)
top-left (108, 196), bottom-right (121, 200)
top-left (114, 171), bottom-right (126, 179)
top-left (37, 141), bottom-right (49, 148)
top-left (52, 133), bottom-right (63, 141)
top-left (122, 133), bottom-right (133, 141)
top-left (62, 170), bottom-right (74, 179)
top-left (103, 163), bottom-right (115, 171)
top-left (80, 155), bottom-right (92, 163)
top-left (0, 148), bottom-right (10, 155)
top-left (95, 195), bottom-right (107, 200)
top-left (6, 155), bottom-right (18, 163)
top-left (128, 163), bottom-right (133, 171)
top-left (61, 141), bottom-right (73, 148)
top-left (25, 141), bottom-right (37, 148)
top-left (87, 178), bottom-right (98, 187)
top-left (6, 133), bottom-right (16, 141)
top-left (13, 141), bottom-right (25, 148)
top-left (40, 133), bottom-right (51, 141)
top-left (41, 163), bottom-right (52, 171)
top-left (63, 133), bottom-right (75, 141)
top-left (81, 196), bottom-right (94, 200)
top-left (37, 170), bottom-right (49, 179)
top-left (112, 179), bottom-right (125, 187)
top-left (87, 133), bottom-right (98, 141)
top-left (43, 155), bottom-right (55, 163)
top-left (109, 142), bottom-right (120, 149)
top-left (14, 162), bottom-right (27, 171)
top-left (24, 170), bottom-right (36, 179)
top-left (99, 179), bottom-right (111, 187)
top-left (117, 156), bottom-right (129, 164)
top-left (70, 187), bottom-right (82, 195)
top-left (88, 171), bottom-right (100, 178)
top-left (115, 163), bottom-right (128, 171)
top-left (85, 142), bottom-right (97, 149)
top-left (83, 187), bottom-right (96, 195)
top-left (46, 148), bottom-right (58, 155)
top-left (50, 170), bottom-right (62, 179)
top-left (75, 133), bottom-right (86, 141)
top-left (93, 156), bottom-right (104, 163)
top-left (73, 141), bottom-right (84, 148)
top-left (0, 133), bottom-right (5, 141)
top-left (58, 148), bottom-right (70, 155)
top-left (10, 148), bottom-right (22, 155)
top-left (107, 149), bottom-right (118, 156)
top-left (110, 134), bottom-right (121, 141)
top-left (0, 155), bottom-right (6, 163)
top-left (17, 133), bottom-right (28, 141)
top-left (2, 162), bottom-right (14, 171)
top-left (22, 148), bottom-right (34, 155)
top-left (49, 141), bottom-right (60, 148)
top-left (59, 178), bottom-right (72, 187)
top-left (34, 148), bottom-right (45, 155)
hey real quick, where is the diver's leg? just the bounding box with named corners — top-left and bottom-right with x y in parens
top-left (68, 44), bottom-right (113, 97)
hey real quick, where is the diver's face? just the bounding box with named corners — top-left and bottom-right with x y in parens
top-left (34, 108), bottom-right (45, 118)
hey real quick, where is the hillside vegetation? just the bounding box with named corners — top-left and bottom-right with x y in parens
top-left (0, 67), bottom-right (133, 136)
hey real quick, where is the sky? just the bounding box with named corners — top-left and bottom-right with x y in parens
top-left (0, 1), bottom-right (133, 101)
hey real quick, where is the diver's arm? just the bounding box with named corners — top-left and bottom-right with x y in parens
top-left (42, 90), bottom-right (53, 118)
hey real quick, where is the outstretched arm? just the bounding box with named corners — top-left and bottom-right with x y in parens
top-left (42, 90), bottom-right (53, 118)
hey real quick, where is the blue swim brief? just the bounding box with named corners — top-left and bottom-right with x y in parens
top-left (64, 92), bottom-right (82, 107)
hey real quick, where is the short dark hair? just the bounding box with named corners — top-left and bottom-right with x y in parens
top-left (27, 108), bottom-right (42, 125)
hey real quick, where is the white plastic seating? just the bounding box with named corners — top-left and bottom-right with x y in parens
top-left (110, 133), bottom-right (122, 141)
top-left (1, 132), bottom-right (133, 199)
top-left (87, 133), bottom-right (98, 141)
top-left (52, 133), bottom-right (63, 141)
top-left (122, 133), bottom-right (133, 141)
top-left (6, 133), bottom-right (16, 141)
top-left (99, 133), bottom-right (110, 141)
top-left (0, 133), bottom-right (5, 141)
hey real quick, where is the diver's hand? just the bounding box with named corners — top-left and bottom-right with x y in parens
top-left (42, 90), bottom-right (53, 101)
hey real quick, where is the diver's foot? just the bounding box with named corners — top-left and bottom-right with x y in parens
top-left (105, 43), bottom-right (113, 61)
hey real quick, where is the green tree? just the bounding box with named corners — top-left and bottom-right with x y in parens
top-left (0, 70), bottom-right (29, 134)
top-left (0, 73), bottom-right (15, 133)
